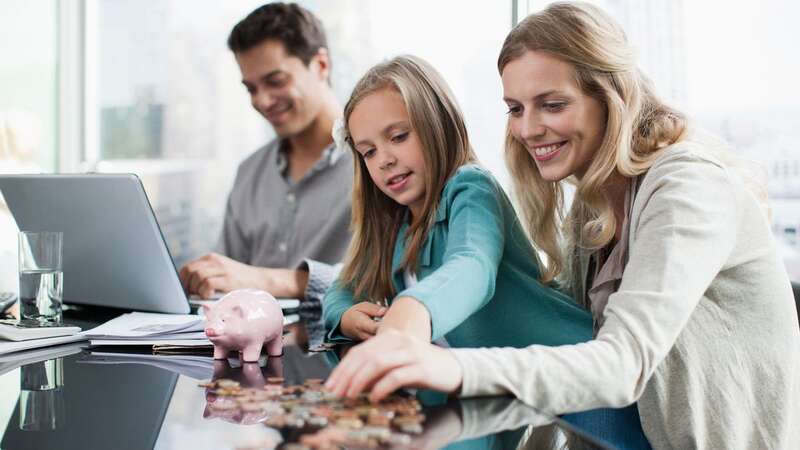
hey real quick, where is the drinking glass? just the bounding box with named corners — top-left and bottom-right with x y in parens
top-left (18, 231), bottom-right (63, 324)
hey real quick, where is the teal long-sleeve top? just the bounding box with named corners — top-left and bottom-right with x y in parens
top-left (322, 165), bottom-right (592, 349)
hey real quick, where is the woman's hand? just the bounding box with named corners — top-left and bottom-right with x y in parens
top-left (340, 302), bottom-right (387, 340)
top-left (324, 328), bottom-right (463, 402)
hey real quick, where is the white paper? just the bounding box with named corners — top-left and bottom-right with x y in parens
top-left (82, 312), bottom-right (204, 338)
top-left (283, 314), bottom-right (300, 326)
top-left (89, 338), bottom-right (211, 347)
top-left (87, 331), bottom-right (208, 341)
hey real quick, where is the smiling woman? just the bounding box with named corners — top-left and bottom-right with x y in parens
top-left (325, 4), bottom-right (800, 450)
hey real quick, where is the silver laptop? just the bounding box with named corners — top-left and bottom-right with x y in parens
top-left (0, 174), bottom-right (190, 314)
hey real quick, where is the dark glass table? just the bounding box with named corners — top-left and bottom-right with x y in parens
top-left (0, 311), bottom-right (638, 450)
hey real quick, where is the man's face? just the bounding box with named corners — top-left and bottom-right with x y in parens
top-left (235, 40), bottom-right (329, 138)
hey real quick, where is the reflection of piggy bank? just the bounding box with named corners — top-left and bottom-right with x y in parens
top-left (207, 358), bottom-right (284, 390)
top-left (202, 289), bottom-right (284, 362)
top-left (203, 359), bottom-right (285, 425)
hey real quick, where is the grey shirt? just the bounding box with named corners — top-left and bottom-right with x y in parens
top-left (218, 138), bottom-right (352, 346)
top-left (218, 138), bottom-right (352, 269)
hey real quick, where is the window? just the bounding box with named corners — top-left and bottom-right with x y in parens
top-left (0, 1), bottom-right (58, 172)
top-left (0, 1), bottom-right (59, 293)
top-left (84, 0), bottom-right (513, 266)
top-left (681, 1), bottom-right (800, 279)
top-left (310, 0), bottom-right (513, 186)
top-left (86, 0), bottom-right (268, 266)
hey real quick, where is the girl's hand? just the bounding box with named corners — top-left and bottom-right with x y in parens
top-left (340, 302), bottom-right (387, 340)
top-left (324, 328), bottom-right (463, 402)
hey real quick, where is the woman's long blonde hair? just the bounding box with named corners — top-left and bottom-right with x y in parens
top-left (499, 2), bottom-right (686, 288)
top-left (339, 55), bottom-right (476, 302)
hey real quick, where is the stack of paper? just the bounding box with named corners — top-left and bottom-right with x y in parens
top-left (82, 312), bottom-right (211, 348)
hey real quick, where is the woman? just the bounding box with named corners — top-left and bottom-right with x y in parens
top-left (324, 3), bottom-right (800, 449)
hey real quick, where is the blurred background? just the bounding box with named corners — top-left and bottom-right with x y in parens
top-left (1, 0), bottom-right (798, 290)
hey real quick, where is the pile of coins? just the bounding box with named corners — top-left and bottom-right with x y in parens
top-left (200, 377), bottom-right (425, 449)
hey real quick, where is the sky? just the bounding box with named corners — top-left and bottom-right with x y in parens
top-left (683, 0), bottom-right (800, 113)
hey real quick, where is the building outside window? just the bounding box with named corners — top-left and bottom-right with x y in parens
top-left (522, 0), bottom-right (800, 278)
top-left (1, 0), bottom-right (798, 278)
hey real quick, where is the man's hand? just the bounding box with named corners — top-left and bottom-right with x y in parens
top-left (179, 253), bottom-right (308, 299)
top-left (340, 302), bottom-right (388, 341)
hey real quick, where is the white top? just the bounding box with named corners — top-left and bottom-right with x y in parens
top-left (451, 142), bottom-right (800, 450)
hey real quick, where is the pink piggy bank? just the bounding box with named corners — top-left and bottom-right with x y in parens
top-left (202, 289), bottom-right (284, 362)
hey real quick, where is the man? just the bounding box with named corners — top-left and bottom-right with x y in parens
top-left (179, 3), bottom-right (351, 318)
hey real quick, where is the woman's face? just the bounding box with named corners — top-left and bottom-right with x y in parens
top-left (348, 88), bottom-right (427, 218)
top-left (501, 50), bottom-right (606, 181)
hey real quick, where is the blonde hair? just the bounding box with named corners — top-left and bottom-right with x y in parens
top-left (499, 2), bottom-right (686, 287)
top-left (339, 55), bottom-right (476, 302)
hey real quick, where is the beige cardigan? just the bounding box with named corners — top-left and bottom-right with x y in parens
top-left (452, 142), bottom-right (800, 449)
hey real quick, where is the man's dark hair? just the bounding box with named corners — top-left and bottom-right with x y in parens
top-left (227, 2), bottom-right (328, 66)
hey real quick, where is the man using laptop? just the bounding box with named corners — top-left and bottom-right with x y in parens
top-left (179, 3), bottom-right (352, 321)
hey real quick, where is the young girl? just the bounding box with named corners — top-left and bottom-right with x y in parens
top-left (325, 5), bottom-right (800, 450)
top-left (322, 55), bottom-right (591, 352)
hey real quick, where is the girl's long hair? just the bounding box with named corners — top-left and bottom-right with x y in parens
top-left (499, 2), bottom-right (687, 290)
top-left (339, 55), bottom-right (476, 302)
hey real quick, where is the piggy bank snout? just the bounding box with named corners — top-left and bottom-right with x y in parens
top-left (204, 319), bottom-right (226, 338)
top-left (205, 326), bottom-right (219, 337)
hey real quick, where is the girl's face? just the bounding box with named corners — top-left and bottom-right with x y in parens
top-left (349, 88), bottom-right (427, 218)
top-left (501, 50), bottom-right (606, 181)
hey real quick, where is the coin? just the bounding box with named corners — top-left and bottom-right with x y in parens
top-left (200, 377), bottom-right (425, 447)
top-left (216, 379), bottom-right (241, 389)
top-left (334, 417), bottom-right (364, 429)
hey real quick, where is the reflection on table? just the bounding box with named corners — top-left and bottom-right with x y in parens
top-left (0, 312), bottom-right (646, 450)
top-left (18, 356), bottom-right (65, 432)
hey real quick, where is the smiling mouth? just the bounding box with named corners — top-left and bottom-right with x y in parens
top-left (531, 141), bottom-right (567, 161)
top-left (265, 103), bottom-right (292, 121)
top-left (386, 172), bottom-right (411, 188)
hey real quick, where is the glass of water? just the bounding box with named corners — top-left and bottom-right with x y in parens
top-left (18, 231), bottom-right (63, 324)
